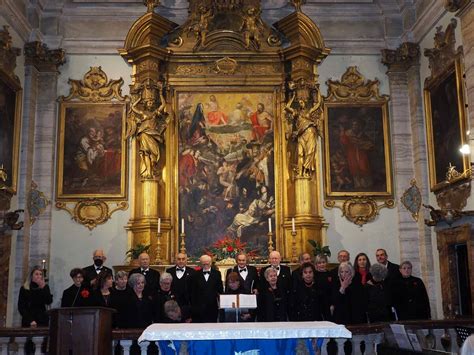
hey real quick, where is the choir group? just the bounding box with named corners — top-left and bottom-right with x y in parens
top-left (17, 248), bottom-right (431, 328)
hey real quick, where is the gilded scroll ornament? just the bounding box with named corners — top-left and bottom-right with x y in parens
top-left (55, 200), bottom-right (128, 230)
top-left (400, 179), bottom-right (422, 222)
top-left (326, 67), bottom-right (387, 102)
top-left (60, 66), bottom-right (125, 103)
top-left (285, 87), bottom-right (323, 178)
top-left (212, 57), bottom-right (238, 75)
top-left (127, 79), bottom-right (170, 179)
top-left (240, 7), bottom-right (265, 50)
top-left (325, 197), bottom-right (395, 226)
top-left (27, 181), bottom-right (50, 225)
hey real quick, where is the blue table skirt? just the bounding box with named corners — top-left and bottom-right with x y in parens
top-left (158, 338), bottom-right (324, 355)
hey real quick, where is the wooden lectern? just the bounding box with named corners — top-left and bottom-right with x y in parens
top-left (49, 307), bottom-right (114, 355)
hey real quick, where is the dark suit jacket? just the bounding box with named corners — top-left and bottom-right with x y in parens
top-left (190, 268), bottom-right (223, 323)
top-left (260, 264), bottom-right (292, 294)
top-left (61, 284), bottom-right (92, 307)
top-left (225, 265), bottom-right (259, 293)
top-left (129, 267), bottom-right (160, 294)
top-left (386, 261), bottom-right (401, 282)
top-left (82, 264), bottom-right (113, 287)
top-left (166, 266), bottom-right (196, 307)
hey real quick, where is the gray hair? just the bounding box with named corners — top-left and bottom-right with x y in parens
top-left (115, 270), bottom-right (128, 281)
top-left (400, 260), bottom-right (412, 268)
top-left (164, 300), bottom-right (180, 314)
top-left (314, 254), bottom-right (328, 264)
top-left (338, 262), bottom-right (354, 278)
top-left (128, 273), bottom-right (146, 288)
top-left (160, 272), bottom-right (173, 283)
top-left (264, 267), bottom-right (278, 280)
top-left (370, 263), bottom-right (388, 282)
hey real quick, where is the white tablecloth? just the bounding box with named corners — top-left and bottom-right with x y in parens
top-left (138, 321), bottom-right (351, 343)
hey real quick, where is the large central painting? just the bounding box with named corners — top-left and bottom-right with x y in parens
top-left (178, 92), bottom-right (275, 258)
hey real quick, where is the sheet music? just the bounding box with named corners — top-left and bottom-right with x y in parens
top-left (219, 294), bottom-right (257, 309)
top-left (219, 294), bottom-right (237, 309)
top-left (238, 294), bottom-right (257, 308)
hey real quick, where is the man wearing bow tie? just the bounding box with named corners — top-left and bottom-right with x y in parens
top-left (190, 254), bottom-right (223, 322)
top-left (260, 250), bottom-right (292, 294)
top-left (129, 252), bottom-right (160, 293)
top-left (82, 249), bottom-right (113, 287)
top-left (166, 253), bottom-right (196, 308)
top-left (226, 253), bottom-right (259, 294)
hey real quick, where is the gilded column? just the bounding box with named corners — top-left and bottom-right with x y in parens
top-left (382, 43), bottom-right (437, 317)
top-left (446, 1), bottom-right (474, 163)
top-left (274, 9), bottom-right (330, 257)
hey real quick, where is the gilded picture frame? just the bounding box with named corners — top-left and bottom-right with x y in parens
top-left (424, 55), bottom-right (470, 191)
top-left (323, 67), bottom-right (393, 198)
top-left (0, 69), bottom-right (22, 195)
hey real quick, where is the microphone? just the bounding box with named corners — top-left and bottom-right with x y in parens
top-left (71, 286), bottom-right (81, 307)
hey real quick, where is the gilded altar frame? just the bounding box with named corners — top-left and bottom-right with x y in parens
top-left (120, 1), bottom-right (331, 263)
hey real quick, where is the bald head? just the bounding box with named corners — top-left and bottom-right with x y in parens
top-left (138, 252), bottom-right (150, 269)
top-left (200, 254), bottom-right (212, 271)
top-left (269, 251), bottom-right (281, 267)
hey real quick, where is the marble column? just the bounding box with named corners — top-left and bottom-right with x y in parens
top-left (10, 42), bottom-right (64, 325)
top-left (382, 42), bottom-right (437, 317)
top-left (447, 2), bottom-right (474, 163)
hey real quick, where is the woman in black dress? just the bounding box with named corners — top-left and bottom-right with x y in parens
top-left (124, 273), bottom-right (154, 328)
top-left (290, 262), bottom-right (324, 321)
top-left (61, 268), bottom-right (92, 307)
top-left (154, 272), bottom-right (179, 322)
top-left (18, 266), bottom-right (53, 327)
top-left (314, 254), bottom-right (333, 320)
top-left (220, 272), bottom-right (253, 322)
top-left (351, 252), bottom-right (372, 324)
top-left (392, 261), bottom-right (431, 320)
top-left (331, 262), bottom-right (354, 325)
top-left (110, 270), bottom-right (131, 328)
top-left (91, 272), bottom-right (114, 308)
top-left (258, 268), bottom-right (288, 322)
top-left (366, 263), bottom-right (392, 323)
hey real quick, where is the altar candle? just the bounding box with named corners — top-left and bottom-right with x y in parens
top-left (181, 218), bottom-right (185, 234)
top-left (291, 218), bottom-right (296, 233)
top-left (41, 259), bottom-right (46, 270)
top-left (157, 218), bottom-right (161, 234)
top-left (268, 218), bottom-right (272, 233)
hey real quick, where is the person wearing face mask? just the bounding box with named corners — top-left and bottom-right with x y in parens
top-left (18, 266), bottom-right (53, 327)
top-left (290, 262), bottom-right (324, 321)
top-left (82, 249), bottom-right (113, 288)
top-left (61, 268), bottom-right (92, 307)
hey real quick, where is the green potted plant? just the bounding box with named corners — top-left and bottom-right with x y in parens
top-left (308, 240), bottom-right (331, 258)
top-left (126, 243), bottom-right (151, 265)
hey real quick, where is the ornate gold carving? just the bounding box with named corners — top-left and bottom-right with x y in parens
top-left (424, 19), bottom-right (459, 82)
top-left (381, 42), bottom-right (420, 71)
top-left (325, 197), bottom-right (395, 226)
top-left (187, 5), bottom-right (213, 49)
top-left (325, 66), bottom-right (388, 102)
top-left (436, 180), bottom-right (471, 211)
top-left (285, 85), bottom-right (323, 178)
top-left (127, 79), bottom-right (170, 179)
top-left (144, 0), bottom-right (160, 13)
top-left (27, 181), bottom-right (50, 225)
top-left (24, 41), bottom-right (65, 72)
top-left (212, 57), bottom-right (238, 75)
top-left (56, 200), bottom-right (128, 230)
top-left (291, 0), bottom-right (306, 13)
top-left (60, 66), bottom-right (125, 103)
top-left (240, 7), bottom-right (265, 50)
top-left (400, 179), bottom-right (422, 222)
top-left (267, 34), bottom-right (282, 47)
top-left (0, 26), bottom-right (21, 82)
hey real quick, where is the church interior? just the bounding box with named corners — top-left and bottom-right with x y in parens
top-left (1, 0), bottom-right (474, 352)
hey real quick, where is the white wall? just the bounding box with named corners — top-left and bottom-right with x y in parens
top-left (49, 54), bottom-right (132, 307)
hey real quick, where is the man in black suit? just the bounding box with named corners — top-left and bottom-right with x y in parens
top-left (329, 249), bottom-right (351, 280)
top-left (292, 252), bottom-right (313, 287)
top-left (375, 248), bottom-right (401, 282)
top-left (190, 254), bottom-right (223, 323)
top-left (260, 250), bottom-right (292, 294)
top-left (166, 253), bottom-right (196, 307)
top-left (226, 252), bottom-right (259, 294)
top-left (82, 249), bottom-right (113, 287)
top-left (129, 252), bottom-right (160, 293)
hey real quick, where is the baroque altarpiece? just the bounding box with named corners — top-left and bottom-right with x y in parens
top-left (120, 0), bottom-right (331, 262)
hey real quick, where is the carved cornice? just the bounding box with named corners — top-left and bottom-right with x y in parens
top-left (0, 26), bottom-right (21, 84)
top-left (444, 0), bottom-right (470, 12)
top-left (381, 42), bottom-right (420, 72)
top-left (24, 41), bottom-right (66, 72)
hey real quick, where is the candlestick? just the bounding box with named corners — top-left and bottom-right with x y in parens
top-left (155, 218), bottom-right (162, 264)
top-left (41, 259), bottom-right (46, 270)
top-left (291, 217), bottom-right (296, 233)
top-left (180, 232), bottom-right (186, 254)
top-left (267, 231), bottom-right (274, 254)
top-left (291, 230), bottom-right (298, 263)
top-left (157, 218), bottom-right (161, 234)
top-left (268, 218), bottom-right (272, 233)
top-left (181, 218), bottom-right (185, 234)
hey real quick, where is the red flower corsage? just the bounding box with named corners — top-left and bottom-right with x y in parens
top-left (80, 289), bottom-right (90, 298)
top-left (194, 266), bottom-right (202, 271)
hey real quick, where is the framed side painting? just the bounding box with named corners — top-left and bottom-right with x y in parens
top-left (177, 92), bottom-right (276, 258)
top-left (0, 70), bottom-right (22, 194)
top-left (56, 102), bottom-right (127, 199)
top-left (324, 103), bottom-right (392, 197)
top-left (424, 56), bottom-right (469, 191)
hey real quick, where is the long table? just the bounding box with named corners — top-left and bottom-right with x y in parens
top-left (139, 321), bottom-right (351, 354)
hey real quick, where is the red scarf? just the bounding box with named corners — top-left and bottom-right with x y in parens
top-left (359, 268), bottom-right (368, 285)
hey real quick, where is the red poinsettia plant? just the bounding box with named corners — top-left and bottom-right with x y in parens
top-left (204, 236), bottom-right (259, 261)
